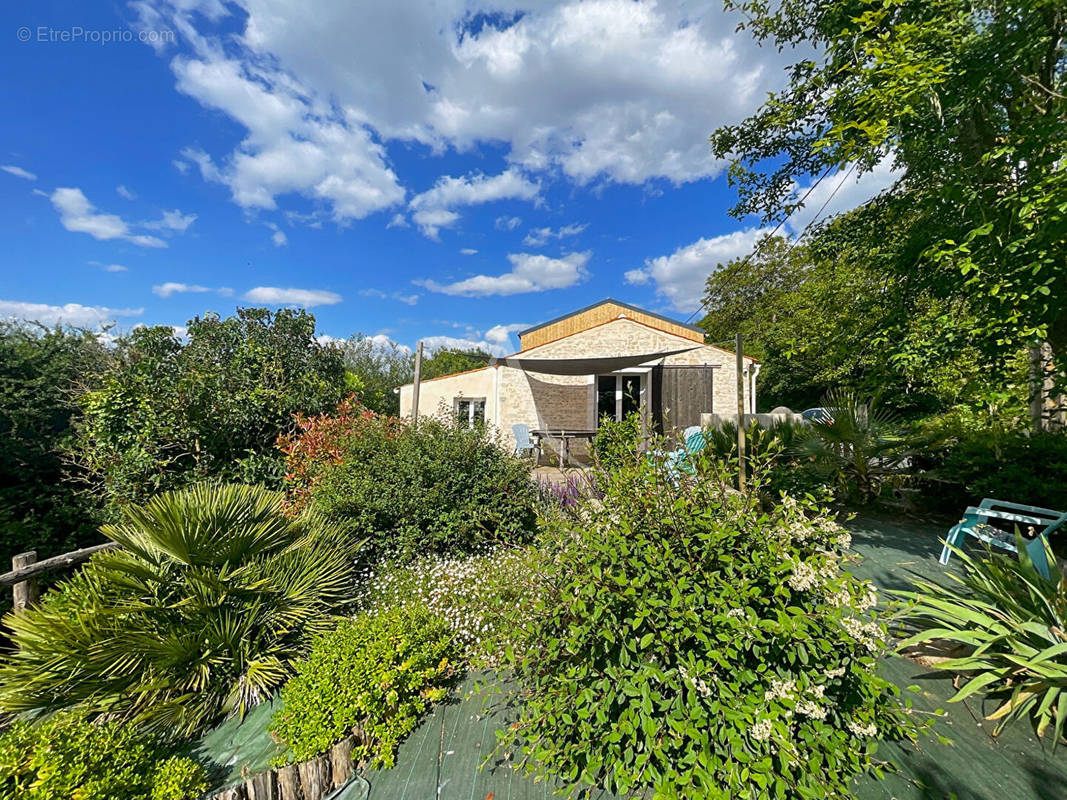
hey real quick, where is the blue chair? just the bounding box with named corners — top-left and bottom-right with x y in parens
top-left (513, 424), bottom-right (540, 461)
top-left (940, 498), bottom-right (1067, 579)
top-left (662, 426), bottom-right (708, 477)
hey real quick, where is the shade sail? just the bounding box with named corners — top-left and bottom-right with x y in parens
top-left (488, 346), bottom-right (699, 375)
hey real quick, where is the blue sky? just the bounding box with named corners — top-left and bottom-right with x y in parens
top-left (0, 0), bottom-right (895, 355)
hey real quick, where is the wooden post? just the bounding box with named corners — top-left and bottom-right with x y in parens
top-left (411, 340), bottom-right (424, 426)
top-left (735, 333), bottom-right (747, 493)
top-left (12, 551), bottom-right (38, 611)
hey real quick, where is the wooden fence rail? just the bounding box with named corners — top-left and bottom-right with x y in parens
top-left (2, 542), bottom-right (119, 610)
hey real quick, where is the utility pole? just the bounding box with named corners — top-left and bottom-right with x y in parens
top-left (735, 332), bottom-right (747, 492)
top-left (411, 340), bottom-right (424, 426)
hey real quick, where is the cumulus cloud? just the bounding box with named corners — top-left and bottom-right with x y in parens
top-left (50, 187), bottom-right (167, 247)
top-left (116, 184), bottom-right (137, 200)
top-left (358, 288), bottom-right (419, 305)
top-left (421, 334), bottom-right (505, 357)
top-left (0, 299), bottom-right (143, 328)
top-left (484, 322), bottom-right (528, 350)
top-left (628, 228), bottom-right (772, 312)
top-left (494, 215), bottom-right (522, 231)
top-left (418, 251), bottom-right (591, 297)
top-left (272, 230), bottom-right (288, 246)
top-left (523, 223), bottom-right (587, 247)
top-left (1, 165), bottom-right (36, 181)
top-left (460, 248), bottom-right (477, 255)
top-left (408, 168), bottom-right (538, 239)
top-left (244, 286), bottom-right (343, 307)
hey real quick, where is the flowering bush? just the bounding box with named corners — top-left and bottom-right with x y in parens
top-left (502, 452), bottom-right (916, 799)
top-left (359, 545), bottom-right (547, 667)
top-left (270, 605), bottom-right (457, 769)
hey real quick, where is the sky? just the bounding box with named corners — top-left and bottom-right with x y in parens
top-left (0, 0), bottom-right (898, 356)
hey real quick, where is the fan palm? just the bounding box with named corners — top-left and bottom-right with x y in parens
top-left (798, 389), bottom-right (907, 502)
top-left (0, 483), bottom-right (357, 738)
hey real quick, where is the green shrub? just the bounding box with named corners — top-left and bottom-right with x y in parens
top-left (270, 605), bottom-right (458, 768)
top-left (593, 413), bottom-right (643, 469)
top-left (0, 483), bottom-right (357, 737)
top-left (0, 712), bottom-right (208, 800)
top-left (895, 536), bottom-right (1067, 742)
top-left (931, 430), bottom-right (1067, 511)
top-left (293, 412), bottom-right (537, 559)
top-left (503, 453), bottom-right (916, 799)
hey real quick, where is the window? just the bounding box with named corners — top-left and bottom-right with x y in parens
top-left (454, 397), bottom-right (486, 427)
top-left (596, 374), bottom-right (643, 425)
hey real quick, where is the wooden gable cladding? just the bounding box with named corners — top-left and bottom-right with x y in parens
top-left (518, 300), bottom-right (705, 351)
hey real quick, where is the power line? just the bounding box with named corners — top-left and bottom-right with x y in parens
top-left (683, 162), bottom-right (852, 325)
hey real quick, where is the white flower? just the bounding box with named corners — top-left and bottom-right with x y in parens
top-left (847, 720), bottom-right (878, 737)
top-left (764, 679), bottom-right (795, 701)
top-left (796, 699), bottom-right (826, 720)
top-left (788, 561), bottom-right (820, 592)
top-left (750, 719), bottom-right (773, 742)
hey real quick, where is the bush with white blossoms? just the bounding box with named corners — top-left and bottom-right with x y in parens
top-left (502, 450), bottom-right (918, 800)
top-left (357, 544), bottom-right (546, 667)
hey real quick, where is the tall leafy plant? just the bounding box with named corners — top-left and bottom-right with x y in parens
top-left (895, 536), bottom-right (1067, 744)
top-left (799, 390), bottom-right (906, 502)
top-left (0, 483), bottom-right (357, 737)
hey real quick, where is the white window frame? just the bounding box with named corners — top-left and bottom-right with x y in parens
top-left (593, 372), bottom-right (647, 427)
top-left (454, 397), bottom-right (486, 428)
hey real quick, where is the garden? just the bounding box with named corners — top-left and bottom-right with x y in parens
top-left (1, 305), bottom-right (1066, 800)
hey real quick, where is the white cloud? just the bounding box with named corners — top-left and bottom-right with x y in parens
top-left (1, 165), bottom-right (36, 181)
top-left (272, 230), bottom-right (288, 246)
top-left (0, 299), bottom-right (142, 328)
top-left (169, 53), bottom-right (404, 221)
top-left (117, 185), bottom-right (137, 200)
top-left (495, 215), bottom-right (522, 231)
top-left (152, 282), bottom-right (215, 297)
top-left (630, 227), bottom-right (772, 312)
top-left (358, 288), bottom-right (419, 305)
top-left (460, 248), bottom-right (477, 255)
top-left (408, 168), bottom-right (538, 239)
top-left (422, 334), bottom-right (507, 357)
top-left (484, 322), bottom-right (528, 350)
top-left (244, 286), bottom-right (343, 307)
top-left (144, 209), bottom-right (198, 232)
top-left (418, 250), bottom-right (591, 297)
top-left (171, 325), bottom-right (189, 339)
top-left (786, 155), bottom-right (901, 234)
top-left (49, 187), bottom-right (167, 247)
top-left (104, 264), bottom-right (129, 272)
top-left (523, 222), bottom-right (587, 247)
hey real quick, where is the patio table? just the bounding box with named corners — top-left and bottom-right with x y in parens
top-left (531, 428), bottom-right (597, 468)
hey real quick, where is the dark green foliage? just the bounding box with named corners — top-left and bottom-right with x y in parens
top-left (0, 321), bottom-right (107, 567)
top-left (504, 454), bottom-right (915, 798)
top-left (0, 712), bottom-right (208, 800)
top-left (896, 537), bottom-right (1067, 743)
top-left (421, 347), bottom-right (491, 380)
top-left (307, 415), bottom-right (537, 559)
top-left (0, 484), bottom-right (357, 737)
top-left (270, 605), bottom-right (457, 768)
top-left (930, 430), bottom-right (1067, 512)
top-left (592, 413), bottom-right (642, 469)
top-left (76, 308), bottom-right (346, 507)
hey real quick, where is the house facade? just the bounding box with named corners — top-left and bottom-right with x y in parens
top-left (398, 299), bottom-right (759, 451)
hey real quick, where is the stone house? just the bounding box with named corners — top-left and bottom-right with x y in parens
top-left (398, 298), bottom-right (759, 453)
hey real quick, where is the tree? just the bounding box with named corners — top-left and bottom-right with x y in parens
top-left (421, 347), bottom-right (491, 380)
top-left (338, 334), bottom-right (414, 415)
top-left (76, 308), bottom-right (346, 507)
top-left (0, 322), bottom-right (109, 566)
top-left (712, 0), bottom-right (1066, 421)
top-left (700, 226), bottom-right (995, 414)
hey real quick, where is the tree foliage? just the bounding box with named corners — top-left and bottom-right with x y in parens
top-left (75, 308), bottom-right (346, 507)
top-left (0, 321), bottom-right (108, 566)
top-left (337, 334), bottom-right (414, 415)
top-left (712, 0), bottom-right (1067, 373)
top-left (421, 347), bottom-right (492, 380)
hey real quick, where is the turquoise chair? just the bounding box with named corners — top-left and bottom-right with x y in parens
top-left (512, 424), bottom-right (540, 461)
top-left (662, 426), bottom-right (707, 477)
top-left (940, 498), bottom-right (1067, 579)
